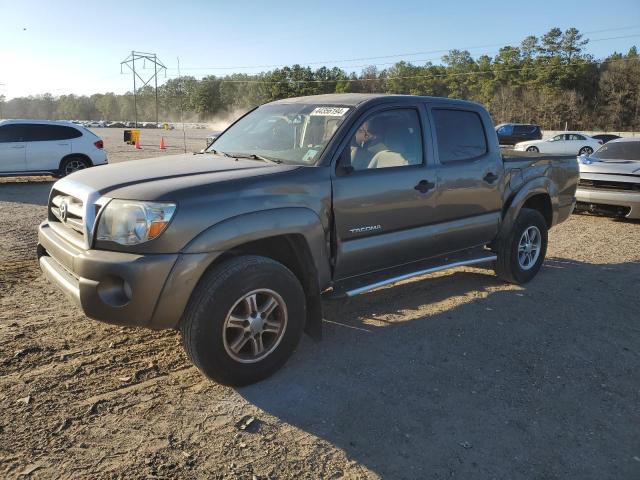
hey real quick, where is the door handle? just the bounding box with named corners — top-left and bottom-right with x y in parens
top-left (414, 179), bottom-right (435, 193)
top-left (57, 143), bottom-right (69, 146)
top-left (483, 172), bottom-right (499, 184)
top-left (11, 145), bottom-right (25, 149)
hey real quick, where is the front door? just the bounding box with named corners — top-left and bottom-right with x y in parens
top-left (0, 124), bottom-right (27, 173)
top-left (332, 105), bottom-right (438, 279)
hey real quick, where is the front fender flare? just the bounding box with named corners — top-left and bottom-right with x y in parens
top-left (183, 207), bottom-right (331, 284)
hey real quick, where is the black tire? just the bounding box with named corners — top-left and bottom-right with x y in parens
top-left (526, 146), bottom-right (539, 153)
top-left (180, 255), bottom-right (306, 386)
top-left (579, 146), bottom-right (593, 156)
top-left (494, 208), bottom-right (548, 284)
top-left (59, 156), bottom-right (90, 177)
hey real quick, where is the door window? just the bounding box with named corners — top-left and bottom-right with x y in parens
top-left (26, 124), bottom-right (82, 142)
top-left (0, 124), bottom-right (27, 142)
top-left (432, 109), bottom-right (487, 163)
top-left (347, 109), bottom-right (423, 170)
top-left (514, 125), bottom-right (535, 134)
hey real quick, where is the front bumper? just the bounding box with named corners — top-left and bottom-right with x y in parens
top-left (38, 221), bottom-right (179, 328)
top-left (575, 188), bottom-right (640, 219)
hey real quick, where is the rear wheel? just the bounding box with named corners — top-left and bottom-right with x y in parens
top-left (494, 208), bottom-right (548, 284)
top-left (579, 146), bottom-right (593, 155)
top-left (59, 156), bottom-right (90, 177)
top-left (526, 146), bottom-right (539, 153)
top-left (180, 255), bottom-right (306, 386)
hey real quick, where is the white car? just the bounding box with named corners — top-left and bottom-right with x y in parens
top-left (0, 119), bottom-right (108, 177)
top-left (514, 132), bottom-right (602, 156)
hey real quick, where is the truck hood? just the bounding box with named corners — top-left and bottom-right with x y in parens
top-left (61, 153), bottom-right (300, 199)
top-left (579, 156), bottom-right (640, 177)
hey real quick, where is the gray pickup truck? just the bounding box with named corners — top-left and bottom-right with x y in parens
top-left (38, 94), bottom-right (578, 385)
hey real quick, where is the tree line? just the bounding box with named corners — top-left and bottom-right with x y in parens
top-left (1, 28), bottom-right (639, 131)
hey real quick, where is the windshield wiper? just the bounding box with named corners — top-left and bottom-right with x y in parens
top-left (232, 153), bottom-right (283, 164)
top-left (209, 149), bottom-right (235, 158)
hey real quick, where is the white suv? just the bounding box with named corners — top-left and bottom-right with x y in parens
top-left (0, 119), bottom-right (108, 177)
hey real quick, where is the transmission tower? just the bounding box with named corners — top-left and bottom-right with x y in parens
top-left (120, 51), bottom-right (166, 127)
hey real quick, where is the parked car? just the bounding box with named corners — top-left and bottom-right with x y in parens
top-left (108, 122), bottom-right (126, 128)
top-left (0, 119), bottom-right (107, 177)
top-left (495, 123), bottom-right (542, 145)
top-left (575, 138), bottom-right (640, 219)
top-left (37, 94), bottom-right (578, 385)
top-left (591, 133), bottom-right (621, 144)
top-left (514, 132), bottom-right (602, 155)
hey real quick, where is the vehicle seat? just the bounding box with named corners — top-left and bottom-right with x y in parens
top-left (367, 123), bottom-right (416, 168)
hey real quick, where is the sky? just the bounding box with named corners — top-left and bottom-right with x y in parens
top-left (1, 0), bottom-right (639, 99)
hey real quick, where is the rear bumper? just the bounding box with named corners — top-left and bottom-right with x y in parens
top-left (38, 221), bottom-right (179, 328)
top-left (575, 188), bottom-right (640, 219)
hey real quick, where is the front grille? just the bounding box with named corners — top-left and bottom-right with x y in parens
top-left (49, 189), bottom-right (85, 236)
top-left (578, 179), bottom-right (640, 192)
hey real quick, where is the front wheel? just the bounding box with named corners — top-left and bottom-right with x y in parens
top-left (579, 146), bottom-right (593, 156)
top-left (526, 146), bottom-right (539, 153)
top-left (494, 208), bottom-right (548, 284)
top-left (180, 255), bottom-right (306, 386)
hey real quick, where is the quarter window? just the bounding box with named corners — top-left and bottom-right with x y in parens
top-left (432, 109), bottom-right (487, 163)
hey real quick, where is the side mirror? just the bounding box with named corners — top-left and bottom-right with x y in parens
top-left (336, 147), bottom-right (354, 176)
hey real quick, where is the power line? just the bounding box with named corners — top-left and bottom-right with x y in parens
top-left (162, 56), bottom-right (638, 85)
top-left (167, 28), bottom-right (640, 72)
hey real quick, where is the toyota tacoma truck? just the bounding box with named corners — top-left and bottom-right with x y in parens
top-left (37, 94), bottom-right (579, 385)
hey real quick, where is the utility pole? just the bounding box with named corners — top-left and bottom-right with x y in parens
top-left (120, 51), bottom-right (166, 127)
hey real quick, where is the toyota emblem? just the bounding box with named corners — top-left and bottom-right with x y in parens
top-left (59, 201), bottom-right (68, 222)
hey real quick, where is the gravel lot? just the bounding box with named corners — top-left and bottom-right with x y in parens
top-left (1, 130), bottom-right (639, 479)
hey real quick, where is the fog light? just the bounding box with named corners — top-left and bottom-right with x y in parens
top-left (97, 275), bottom-right (131, 307)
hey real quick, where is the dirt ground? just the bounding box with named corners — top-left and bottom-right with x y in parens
top-left (1, 132), bottom-right (639, 479)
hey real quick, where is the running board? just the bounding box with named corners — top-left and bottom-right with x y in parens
top-left (327, 250), bottom-right (497, 299)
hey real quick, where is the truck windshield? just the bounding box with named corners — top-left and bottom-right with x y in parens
top-left (207, 104), bottom-right (352, 165)
top-left (591, 141), bottom-right (640, 161)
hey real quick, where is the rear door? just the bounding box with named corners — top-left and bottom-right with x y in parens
top-left (514, 125), bottom-right (533, 142)
top-left (331, 103), bottom-right (438, 279)
top-left (0, 124), bottom-right (27, 172)
top-left (25, 124), bottom-right (76, 171)
top-left (427, 104), bottom-right (503, 252)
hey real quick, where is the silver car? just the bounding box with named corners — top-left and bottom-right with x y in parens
top-left (576, 138), bottom-right (640, 219)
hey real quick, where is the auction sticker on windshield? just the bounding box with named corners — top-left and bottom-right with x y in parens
top-left (310, 107), bottom-right (350, 116)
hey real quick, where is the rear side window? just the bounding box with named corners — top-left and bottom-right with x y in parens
top-left (514, 125), bottom-right (537, 134)
top-left (432, 109), bottom-right (487, 163)
top-left (0, 124), bottom-right (27, 142)
top-left (26, 124), bottom-right (82, 142)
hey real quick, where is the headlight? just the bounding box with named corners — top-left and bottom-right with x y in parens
top-left (96, 200), bottom-right (176, 245)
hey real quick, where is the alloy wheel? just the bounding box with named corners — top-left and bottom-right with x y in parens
top-left (222, 289), bottom-right (288, 363)
top-left (517, 226), bottom-right (542, 270)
